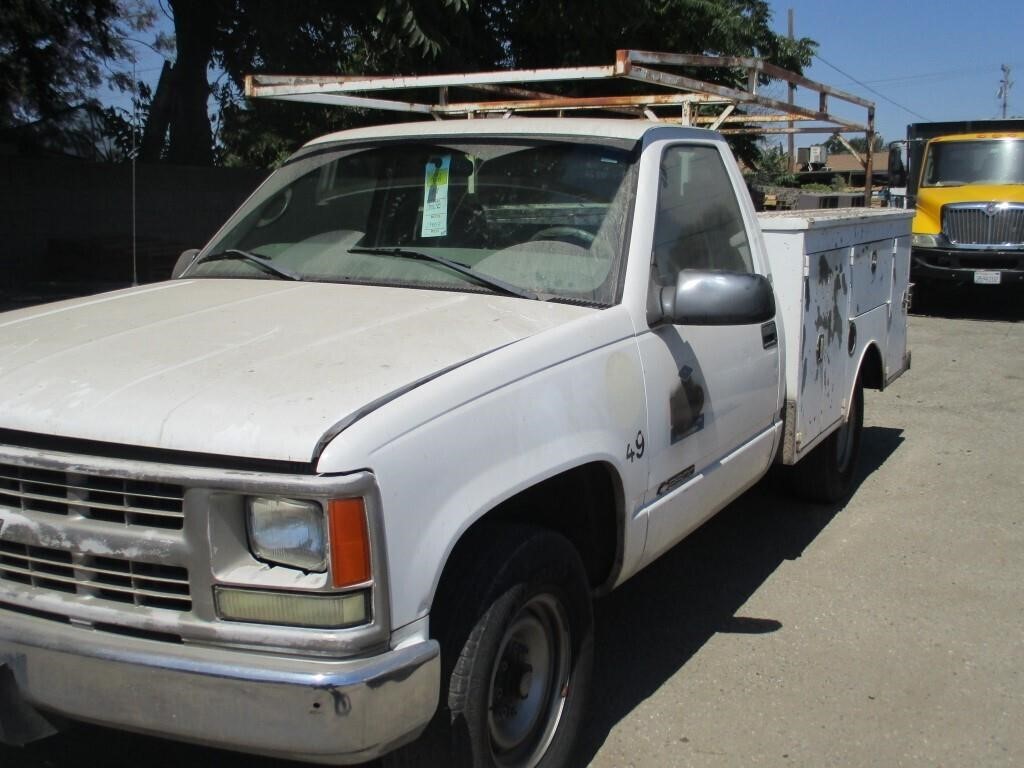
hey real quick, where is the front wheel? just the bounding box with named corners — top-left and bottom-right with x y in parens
top-left (388, 526), bottom-right (593, 768)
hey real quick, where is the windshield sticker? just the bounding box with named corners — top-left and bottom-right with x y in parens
top-left (421, 155), bottom-right (451, 238)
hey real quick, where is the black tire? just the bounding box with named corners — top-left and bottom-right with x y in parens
top-left (791, 375), bottom-right (864, 504)
top-left (386, 525), bottom-right (593, 768)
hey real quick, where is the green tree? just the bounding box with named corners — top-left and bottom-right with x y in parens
top-left (491, 0), bottom-right (812, 72)
top-left (484, 0), bottom-right (816, 167)
top-left (824, 133), bottom-right (885, 155)
top-left (210, 0), bottom-right (485, 167)
top-left (220, 0), bottom-right (814, 167)
top-left (750, 144), bottom-right (796, 187)
top-left (138, 0), bottom-right (474, 167)
top-left (134, 0), bottom-right (229, 165)
top-left (0, 0), bottom-right (153, 129)
top-left (145, 0), bottom-right (816, 167)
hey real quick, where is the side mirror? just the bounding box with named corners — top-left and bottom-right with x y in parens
top-left (887, 145), bottom-right (907, 188)
top-left (172, 248), bottom-right (200, 279)
top-left (650, 270), bottom-right (775, 327)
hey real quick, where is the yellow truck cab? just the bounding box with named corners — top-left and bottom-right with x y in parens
top-left (901, 121), bottom-right (1024, 287)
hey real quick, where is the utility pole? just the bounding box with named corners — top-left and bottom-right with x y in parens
top-left (787, 8), bottom-right (796, 171)
top-left (998, 64), bottom-right (1013, 119)
top-left (131, 58), bottom-right (138, 287)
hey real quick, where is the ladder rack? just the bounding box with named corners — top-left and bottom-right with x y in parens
top-left (245, 49), bottom-right (878, 193)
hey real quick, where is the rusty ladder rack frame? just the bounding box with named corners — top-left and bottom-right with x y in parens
top-left (245, 49), bottom-right (877, 203)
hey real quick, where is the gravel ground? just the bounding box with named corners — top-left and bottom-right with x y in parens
top-left (2, 286), bottom-right (1022, 768)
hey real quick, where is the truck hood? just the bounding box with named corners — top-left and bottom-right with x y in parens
top-left (914, 185), bottom-right (1024, 234)
top-left (0, 280), bottom-right (594, 463)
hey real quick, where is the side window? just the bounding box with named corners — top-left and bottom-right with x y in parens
top-left (652, 145), bottom-right (753, 287)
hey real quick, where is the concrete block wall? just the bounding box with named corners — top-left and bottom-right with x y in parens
top-left (0, 154), bottom-right (266, 294)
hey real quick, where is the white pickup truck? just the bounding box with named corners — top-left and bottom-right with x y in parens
top-left (0, 117), bottom-right (911, 767)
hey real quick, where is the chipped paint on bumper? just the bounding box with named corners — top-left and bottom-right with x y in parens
top-left (0, 610), bottom-right (439, 763)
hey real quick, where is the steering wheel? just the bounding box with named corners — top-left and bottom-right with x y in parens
top-left (529, 226), bottom-right (595, 248)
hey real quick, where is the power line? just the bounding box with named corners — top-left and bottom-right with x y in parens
top-left (844, 62), bottom-right (1023, 88)
top-left (814, 53), bottom-right (933, 122)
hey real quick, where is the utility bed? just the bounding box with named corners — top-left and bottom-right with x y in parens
top-left (759, 208), bottom-right (914, 462)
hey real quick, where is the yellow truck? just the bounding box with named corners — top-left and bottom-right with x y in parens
top-left (890, 120), bottom-right (1024, 288)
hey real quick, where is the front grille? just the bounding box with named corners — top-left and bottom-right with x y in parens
top-left (943, 203), bottom-right (1024, 247)
top-left (0, 448), bottom-right (377, 655)
top-left (0, 462), bottom-right (184, 530)
top-left (0, 540), bottom-right (191, 611)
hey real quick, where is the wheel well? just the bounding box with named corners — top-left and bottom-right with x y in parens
top-left (441, 463), bottom-right (621, 595)
top-left (859, 343), bottom-right (884, 390)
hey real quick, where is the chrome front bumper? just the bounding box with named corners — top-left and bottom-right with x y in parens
top-left (0, 611), bottom-right (439, 764)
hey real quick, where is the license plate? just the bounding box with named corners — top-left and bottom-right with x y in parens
top-left (974, 270), bottom-right (1001, 285)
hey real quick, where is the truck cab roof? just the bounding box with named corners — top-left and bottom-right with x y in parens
top-left (928, 131), bottom-right (1024, 143)
top-left (304, 117), bottom-right (719, 148)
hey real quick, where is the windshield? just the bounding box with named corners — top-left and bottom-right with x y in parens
top-left (921, 138), bottom-right (1024, 187)
top-left (189, 138), bottom-right (637, 305)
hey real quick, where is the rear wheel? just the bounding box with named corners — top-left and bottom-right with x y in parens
top-left (387, 526), bottom-right (593, 768)
top-left (791, 375), bottom-right (864, 503)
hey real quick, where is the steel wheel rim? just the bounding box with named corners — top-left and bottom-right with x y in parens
top-left (488, 593), bottom-right (571, 768)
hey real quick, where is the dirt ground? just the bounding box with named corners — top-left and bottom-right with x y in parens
top-left (2, 285), bottom-right (1022, 767)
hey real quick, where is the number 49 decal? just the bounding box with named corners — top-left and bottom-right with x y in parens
top-left (626, 431), bottom-right (645, 463)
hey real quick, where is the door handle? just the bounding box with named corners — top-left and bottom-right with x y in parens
top-left (761, 321), bottom-right (778, 350)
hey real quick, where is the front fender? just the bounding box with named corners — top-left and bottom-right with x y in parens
top-left (318, 308), bottom-right (650, 630)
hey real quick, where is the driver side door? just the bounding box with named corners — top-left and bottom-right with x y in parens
top-left (636, 142), bottom-right (781, 566)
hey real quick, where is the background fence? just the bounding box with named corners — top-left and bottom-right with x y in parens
top-left (0, 151), bottom-right (267, 305)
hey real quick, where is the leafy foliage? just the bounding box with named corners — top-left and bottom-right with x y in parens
top-left (490, 0), bottom-right (813, 71)
top-left (0, 0), bottom-right (153, 128)
top-left (825, 132), bottom-right (885, 154)
top-left (478, 0), bottom-right (817, 167)
top-left (749, 143), bottom-right (796, 187)
top-left (375, 0), bottom-right (471, 58)
top-left (799, 175), bottom-right (847, 192)
top-left (212, 0), bottom-right (498, 167)
top-left (214, 0), bottom-right (816, 167)
top-left (0, 0), bottom-right (818, 167)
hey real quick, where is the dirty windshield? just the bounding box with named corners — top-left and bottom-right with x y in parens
top-left (921, 139), bottom-right (1024, 187)
top-left (190, 138), bottom-right (637, 305)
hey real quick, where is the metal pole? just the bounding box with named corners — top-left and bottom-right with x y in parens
top-left (864, 107), bottom-right (875, 207)
top-left (999, 65), bottom-right (1012, 119)
top-left (787, 9), bottom-right (796, 172)
top-left (131, 59), bottom-right (138, 286)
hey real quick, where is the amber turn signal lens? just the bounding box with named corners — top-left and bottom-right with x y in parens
top-left (328, 499), bottom-right (371, 588)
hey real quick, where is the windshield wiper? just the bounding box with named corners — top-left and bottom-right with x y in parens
top-left (194, 249), bottom-right (302, 281)
top-left (348, 246), bottom-right (539, 300)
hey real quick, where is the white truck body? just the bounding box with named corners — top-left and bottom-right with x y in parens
top-left (759, 209), bottom-right (913, 462)
top-left (0, 118), bottom-right (911, 766)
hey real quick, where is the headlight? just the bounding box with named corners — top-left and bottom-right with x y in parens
top-left (912, 233), bottom-right (941, 248)
top-left (246, 497), bottom-right (327, 572)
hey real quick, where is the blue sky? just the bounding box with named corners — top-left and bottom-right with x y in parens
top-left (114, 1), bottom-right (1023, 150)
top-left (767, 0), bottom-right (1024, 146)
